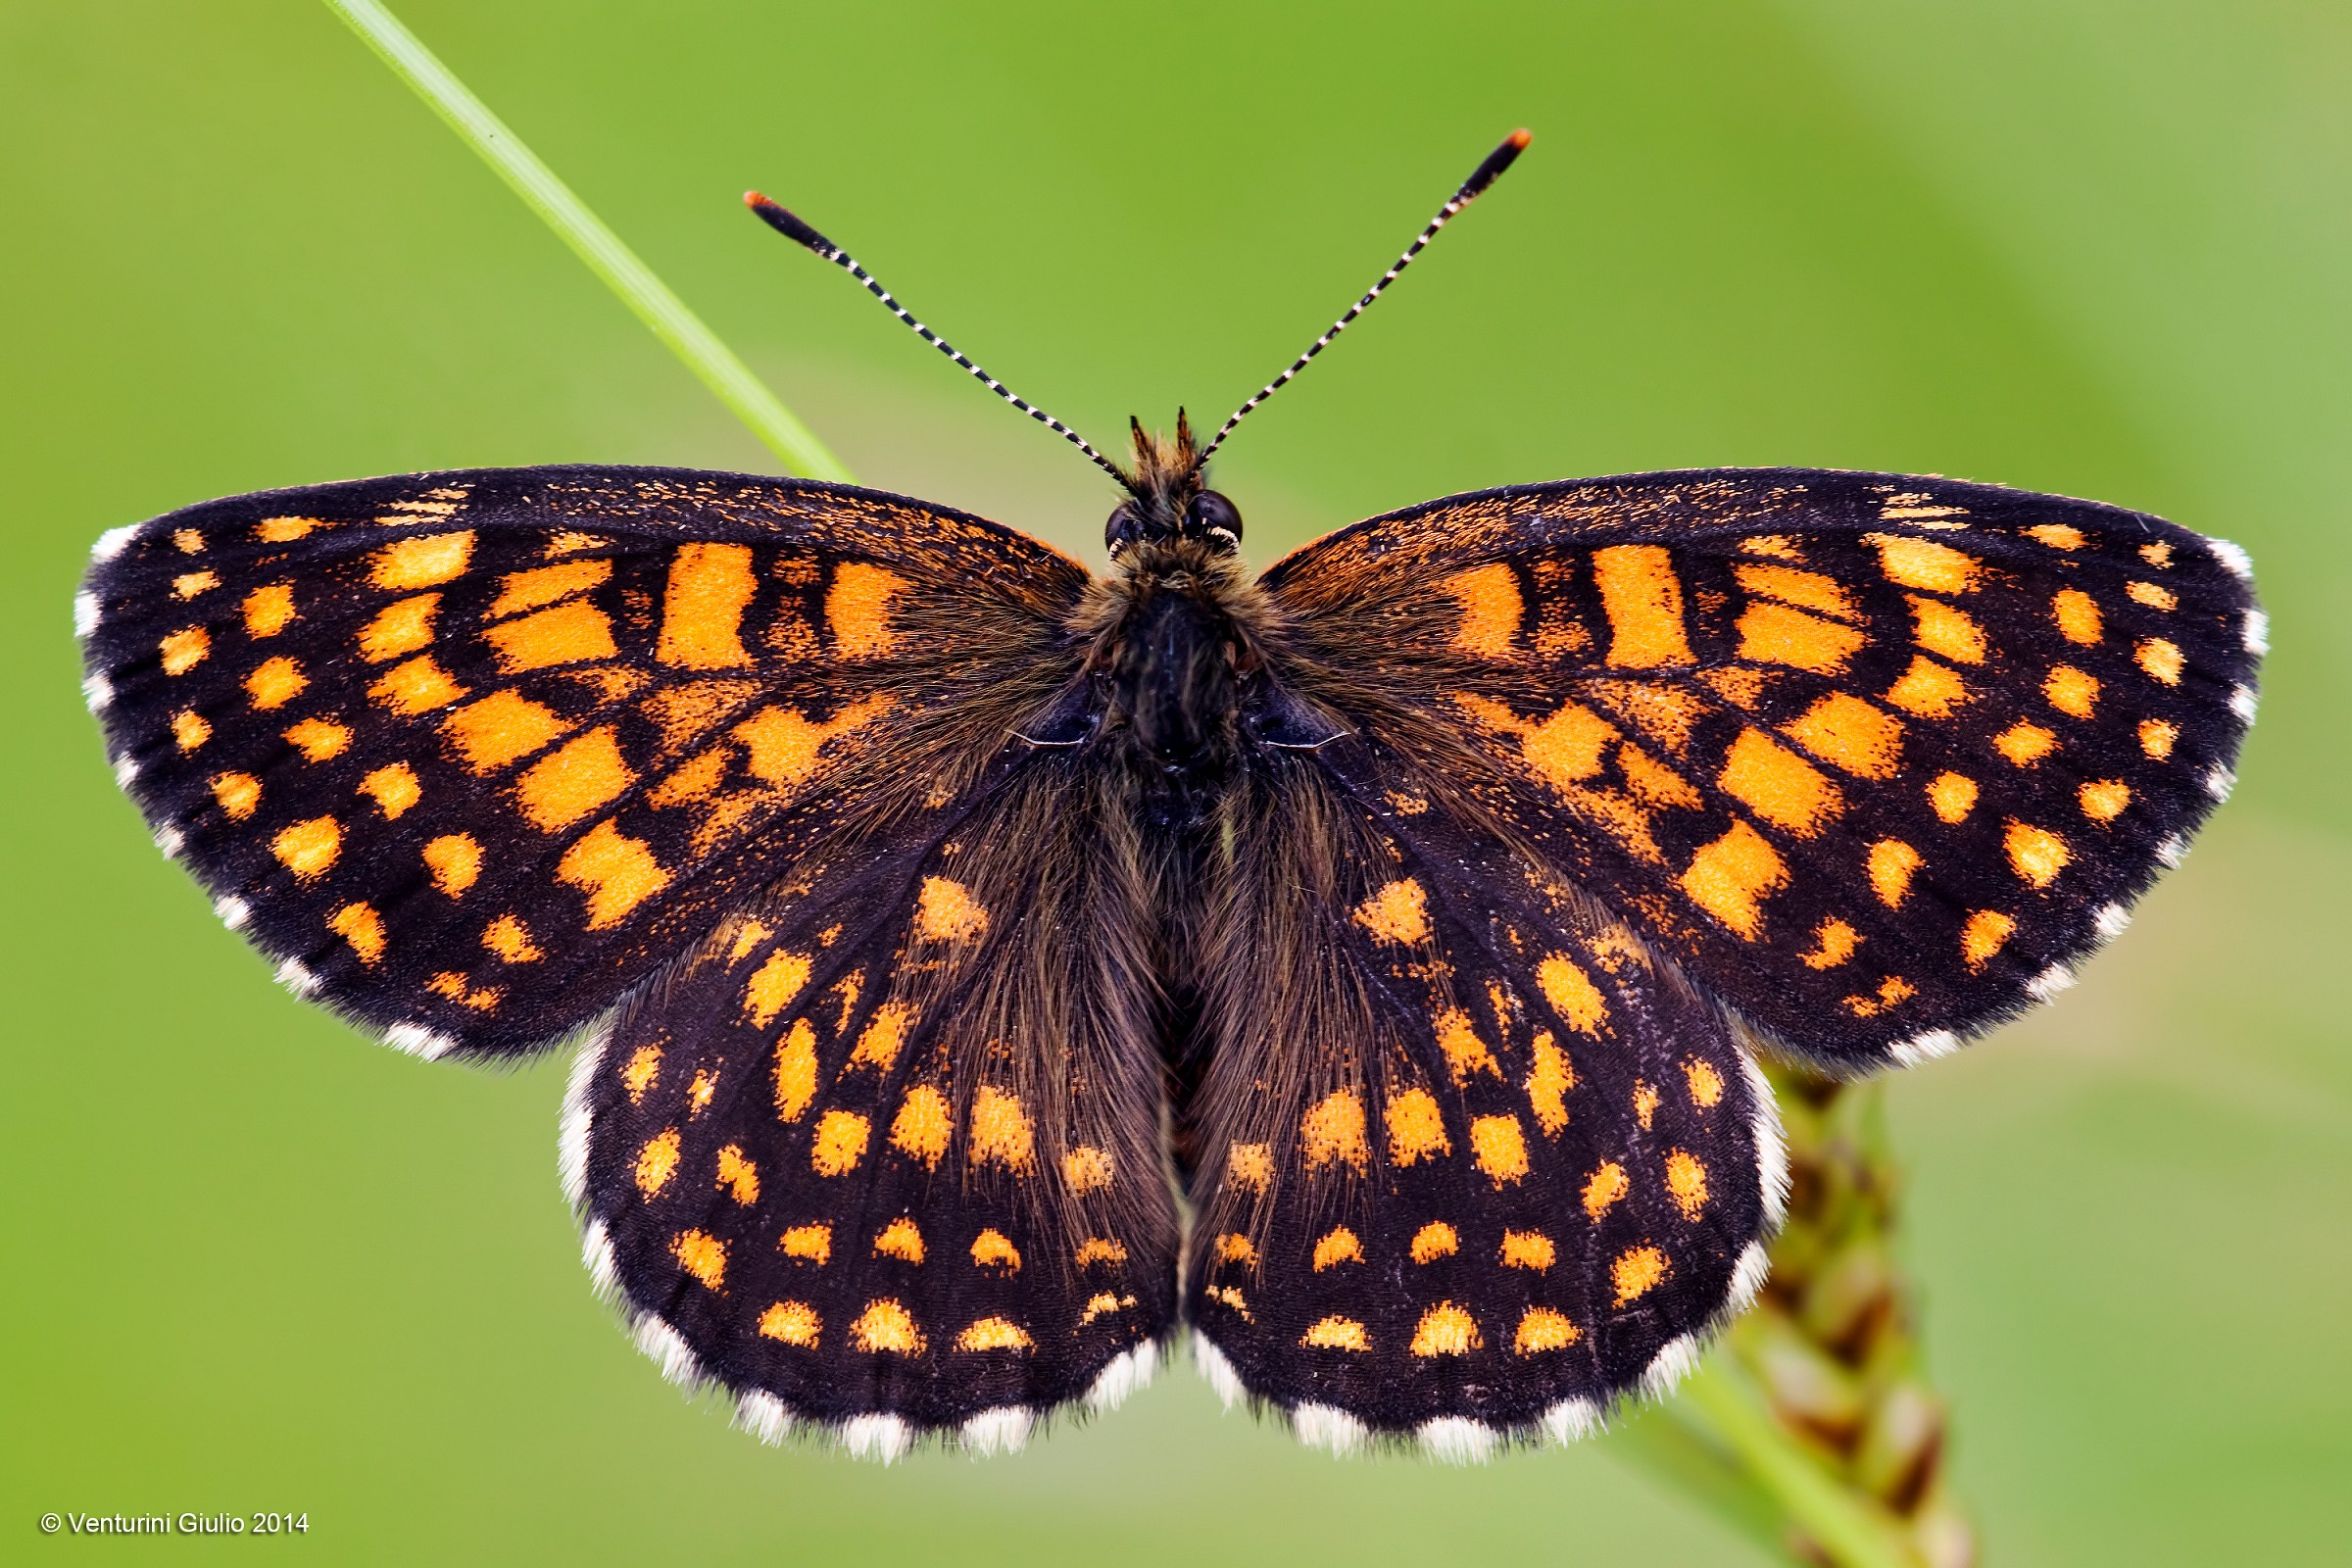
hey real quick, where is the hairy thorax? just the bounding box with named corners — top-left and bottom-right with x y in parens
top-left (1072, 540), bottom-right (1276, 813)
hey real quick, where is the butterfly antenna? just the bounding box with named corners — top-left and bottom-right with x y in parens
top-left (746, 193), bottom-right (1132, 489)
top-left (1198, 129), bottom-right (1532, 465)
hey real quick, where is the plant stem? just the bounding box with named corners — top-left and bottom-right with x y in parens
top-left (1678, 1358), bottom-right (1927, 1568)
top-left (321, 0), bottom-right (853, 482)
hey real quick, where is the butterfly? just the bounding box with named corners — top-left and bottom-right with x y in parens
top-left (76, 130), bottom-right (2262, 1462)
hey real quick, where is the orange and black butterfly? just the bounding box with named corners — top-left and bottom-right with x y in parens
top-left (77, 132), bottom-right (2261, 1461)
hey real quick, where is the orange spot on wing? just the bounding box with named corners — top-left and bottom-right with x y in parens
top-left (846, 1002), bottom-right (917, 1073)
top-left (1737, 600), bottom-right (1865, 673)
top-left (1797, 917), bottom-right (1862, 969)
top-left (1446, 563), bottom-right (1524, 657)
top-left (671, 1229), bottom-right (727, 1290)
top-left (1868, 839), bottom-right (1923, 907)
top-left (970, 1229), bottom-right (1021, 1272)
top-left (743, 950), bottom-right (812, 1027)
top-left (968, 1086), bottom-right (1036, 1172)
top-left (1612, 1245), bottom-right (1669, 1305)
top-left (872, 1217), bottom-right (924, 1262)
top-left (657, 543), bottom-right (758, 668)
top-left (1061, 1146), bottom-right (1115, 1194)
top-left (1227, 1143), bottom-right (1274, 1195)
top-left (1736, 561), bottom-right (1859, 621)
top-left (271, 816), bottom-right (341, 880)
top-left (1720, 728), bottom-right (1842, 837)
top-left (1526, 1032), bottom-right (1574, 1135)
top-left (359, 594), bottom-right (438, 662)
top-left (1884, 655), bottom-right (1969, 718)
top-left (2081, 779), bottom-right (2132, 822)
top-left (370, 531), bottom-right (473, 590)
top-left (442, 690), bottom-right (572, 773)
top-left (716, 1145), bottom-right (760, 1205)
top-left (1928, 771), bottom-right (1979, 823)
top-left (634, 1128), bottom-right (680, 1196)
top-left (1867, 533), bottom-right (1981, 594)
top-left (889, 1082), bottom-right (951, 1164)
top-left (422, 833), bottom-right (480, 896)
top-left (2005, 821), bottom-right (2072, 887)
top-left (955, 1316), bottom-right (1033, 1352)
top-left (1583, 1160), bottom-right (1630, 1218)
top-left (485, 600), bottom-right (616, 673)
top-left (492, 559), bottom-right (612, 618)
top-left (1410, 1222), bottom-right (1459, 1262)
top-left (160, 626), bottom-right (211, 675)
top-left (1352, 878), bottom-right (1430, 945)
top-left (172, 710), bottom-right (212, 752)
top-left (2045, 665), bottom-right (2100, 718)
top-left (1994, 721), bottom-right (2058, 766)
top-left (329, 902), bottom-right (384, 964)
top-left (1432, 1008), bottom-right (1501, 1084)
top-left (1500, 1230), bottom-right (1556, 1270)
top-left (2138, 718), bottom-right (2179, 759)
top-left (2128, 580), bottom-right (2178, 611)
top-left (1384, 1088), bottom-right (1451, 1165)
top-left (515, 727), bottom-right (632, 831)
top-left (1782, 693), bottom-right (1904, 780)
top-left (914, 876), bottom-right (990, 943)
top-left (1685, 1058), bottom-right (1725, 1107)
top-left (619, 1045), bottom-right (661, 1104)
top-left (2026, 523), bottom-right (2086, 549)
top-left (370, 656), bottom-right (466, 714)
top-left (1301, 1091), bottom-right (1371, 1170)
top-left (283, 717), bottom-right (349, 761)
top-left (1960, 909), bottom-right (2015, 972)
top-left (557, 820), bottom-right (669, 928)
top-left (1592, 545), bottom-right (1695, 666)
top-left (780, 1223), bottom-right (831, 1264)
top-left (1681, 820), bottom-right (1789, 938)
top-left (244, 655), bottom-right (307, 710)
top-left (211, 771), bottom-right (261, 819)
top-left (1909, 595), bottom-right (1986, 664)
top-left (1515, 1307), bottom-right (1580, 1353)
top-left (481, 913), bottom-right (541, 963)
top-left (2052, 588), bottom-right (2103, 646)
top-left (1301, 1316), bottom-right (1371, 1351)
top-left (1664, 1150), bottom-right (1709, 1220)
top-left (1470, 1113), bottom-right (1530, 1185)
top-left (759, 1301), bottom-right (820, 1346)
top-left (2136, 638), bottom-right (2184, 685)
top-left (241, 582), bottom-right (295, 636)
top-left (1313, 1228), bottom-right (1364, 1270)
top-left (810, 1110), bottom-right (871, 1176)
top-left (1409, 1302), bottom-right (1482, 1356)
top-left (848, 1298), bottom-right (924, 1354)
top-left (826, 563), bottom-right (908, 657)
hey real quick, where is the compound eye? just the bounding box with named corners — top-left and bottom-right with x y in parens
top-left (1103, 502), bottom-right (1143, 558)
top-left (1186, 490), bottom-right (1244, 545)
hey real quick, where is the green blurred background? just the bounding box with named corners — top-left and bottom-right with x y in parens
top-left (4, 2), bottom-right (2346, 1561)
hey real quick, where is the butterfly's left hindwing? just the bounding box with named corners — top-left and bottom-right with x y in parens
top-left (569, 760), bottom-right (1176, 1453)
top-left (1183, 749), bottom-right (1782, 1449)
top-left (78, 466), bottom-right (1087, 1057)
top-left (1260, 469), bottom-right (2261, 1072)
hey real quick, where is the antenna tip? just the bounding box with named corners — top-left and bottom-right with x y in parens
top-left (1461, 129), bottom-right (1533, 199)
top-left (744, 194), bottom-right (840, 258)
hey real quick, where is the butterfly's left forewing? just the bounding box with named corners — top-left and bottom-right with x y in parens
top-left (78, 466), bottom-right (1087, 1056)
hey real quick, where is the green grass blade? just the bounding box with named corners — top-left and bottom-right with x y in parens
top-left (322, 0), bottom-right (853, 482)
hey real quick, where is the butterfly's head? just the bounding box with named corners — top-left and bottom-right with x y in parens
top-left (1106, 411), bottom-right (1243, 563)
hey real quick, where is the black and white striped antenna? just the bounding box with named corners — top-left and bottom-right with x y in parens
top-left (1198, 129), bottom-right (1532, 464)
top-left (746, 192), bottom-right (1133, 489)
